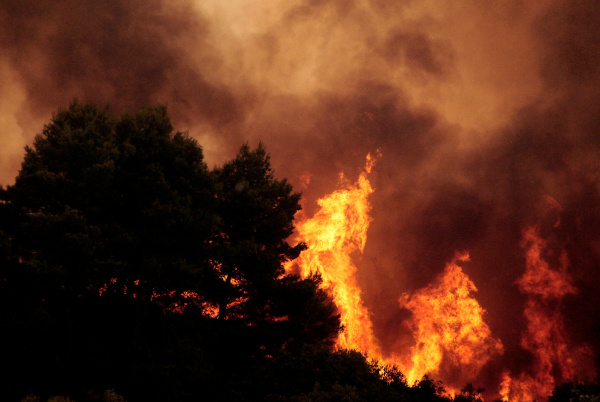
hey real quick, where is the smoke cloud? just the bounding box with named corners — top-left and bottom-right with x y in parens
top-left (2, 0), bottom-right (600, 397)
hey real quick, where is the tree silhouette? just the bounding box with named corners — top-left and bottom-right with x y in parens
top-left (0, 101), bottom-right (340, 401)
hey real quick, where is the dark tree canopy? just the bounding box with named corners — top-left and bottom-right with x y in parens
top-left (213, 143), bottom-right (307, 322)
top-left (4, 102), bottom-right (218, 302)
top-left (0, 101), bottom-right (341, 401)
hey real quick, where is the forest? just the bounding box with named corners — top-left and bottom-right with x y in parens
top-left (0, 101), bottom-right (598, 402)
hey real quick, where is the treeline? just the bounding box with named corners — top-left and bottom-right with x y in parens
top-left (0, 101), bottom-right (597, 401)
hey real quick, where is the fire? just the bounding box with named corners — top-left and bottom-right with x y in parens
top-left (288, 153), bottom-right (502, 390)
top-left (286, 152), bottom-right (382, 358)
top-left (502, 225), bottom-right (580, 401)
top-left (289, 156), bottom-right (594, 400)
top-left (398, 252), bottom-right (504, 387)
top-left (499, 371), bottom-right (511, 402)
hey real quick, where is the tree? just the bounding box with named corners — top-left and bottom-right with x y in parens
top-left (211, 143), bottom-right (311, 323)
top-left (3, 101), bottom-right (218, 302)
top-left (0, 101), bottom-right (340, 401)
top-left (550, 381), bottom-right (600, 402)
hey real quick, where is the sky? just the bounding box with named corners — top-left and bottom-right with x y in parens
top-left (2, 0), bottom-right (600, 396)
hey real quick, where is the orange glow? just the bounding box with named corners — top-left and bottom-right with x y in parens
top-left (499, 371), bottom-right (511, 402)
top-left (98, 277), bottom-right (118, 296)
top-left (287, 153), bottom-right (502, 393)
top-left (286, 152), bottom-right (382, 359)
top-left (398, 252), bottom-right (503, 386)
top-left (502, 225), bottom-right (579, 401)
top-left (298, 171), bottom-right (313, 190)
top-left (287, 157), bottom-right (596, 399)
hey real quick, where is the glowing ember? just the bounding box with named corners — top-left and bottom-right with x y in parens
top-left (286, 152), bottom-right (382, 358)
top-left (398, 252), bottom-right (504, 386)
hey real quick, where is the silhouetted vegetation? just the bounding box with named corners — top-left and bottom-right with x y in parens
top-left (0, 101), bottom-right (341, 401)
top-left (2, 101), bottom-right (590, 401)
top-left (549, 380), bottom-right (600, 402)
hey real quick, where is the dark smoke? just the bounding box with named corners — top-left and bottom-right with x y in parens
top-left (0, 0), bottom-right (242, 121)
top-left (2, 0), bottom-right (600, 397)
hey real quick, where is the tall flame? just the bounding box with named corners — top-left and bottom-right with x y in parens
top-left (502, 225), bottom-right (580, 401)
top-left (289, 153), bottom-right (503, 389)
top-left (286, 152), bottom-right (381, 358)
top-left (288, 156), bottom-right (594, 401)
top-left (398, 252), bottom-right (504, 387)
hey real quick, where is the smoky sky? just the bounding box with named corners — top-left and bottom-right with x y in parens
top-left (0, 0), bottom-right (242, 121)
top-left (2, 0), bottom-right (600, 396)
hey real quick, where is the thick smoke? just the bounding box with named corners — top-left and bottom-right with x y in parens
top-left (0, 0), bottom-right (245, 180)
top-left (2, 0), bottom-right (600, 396)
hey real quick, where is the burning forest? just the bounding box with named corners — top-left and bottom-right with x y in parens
top-left (2, 0), bottom-right (600, 401)
top-left (287, 153), bottom-right (596, 400)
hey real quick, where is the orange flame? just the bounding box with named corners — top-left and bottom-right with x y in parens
top-left (288, 158), bottom-right (595, 400)
top-left (286, 152), bottom-right (382, 358)
top-left (288, 153), bottom-right (502, 391)
top-left (398, 252), bottom-right (504, 387)
top-left (499, 370), bottom-right (512, 402)
top-left (502, 225), bottom-right (580, 401)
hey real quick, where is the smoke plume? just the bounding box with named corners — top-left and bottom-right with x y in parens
top-left (2, 0), bottom-right (600, 398)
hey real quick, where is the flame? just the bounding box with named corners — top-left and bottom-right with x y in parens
top-left (398, 252), bottom-right (504, 387)
top-left (288, 158), bottom-right (594, 400)
top-left (499, 371), bottom-right (511, 402)
top-left (288, 152), bottom-right (502, 391)
top-left (502, 225), bottom-right (580, 401)
top-left (286, 152), bottom-right (382, 358)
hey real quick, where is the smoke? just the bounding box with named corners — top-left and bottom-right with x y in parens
top-left (0, 0), bottom-right (246, 179)
top-left (2, 0), bottom-right (600, 397)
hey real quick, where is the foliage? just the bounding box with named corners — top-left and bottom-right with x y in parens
top-left (0, 101), bottom-right (340, 401)
top-left (19, 389), bottom-right (127, 402)
top-left (47, 397), bottom-right (74, 402)
top-left (104, 389), bottom-right (127, 402)
top-left (550, 381), bottom-right (600, 402)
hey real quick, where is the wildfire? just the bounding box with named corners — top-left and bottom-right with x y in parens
top-left (289, 156), bottom-right (594, 401)
top-left (501, 225), bottom-right (580, 402)
top-left (499, 371), bottom-right (512, 402)
top-left (286, 152), bottom-right (382, 358)
top-left (288, 153), bottom-right (502, 390)
top-left (398, 252), bottom-right (504, 387)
